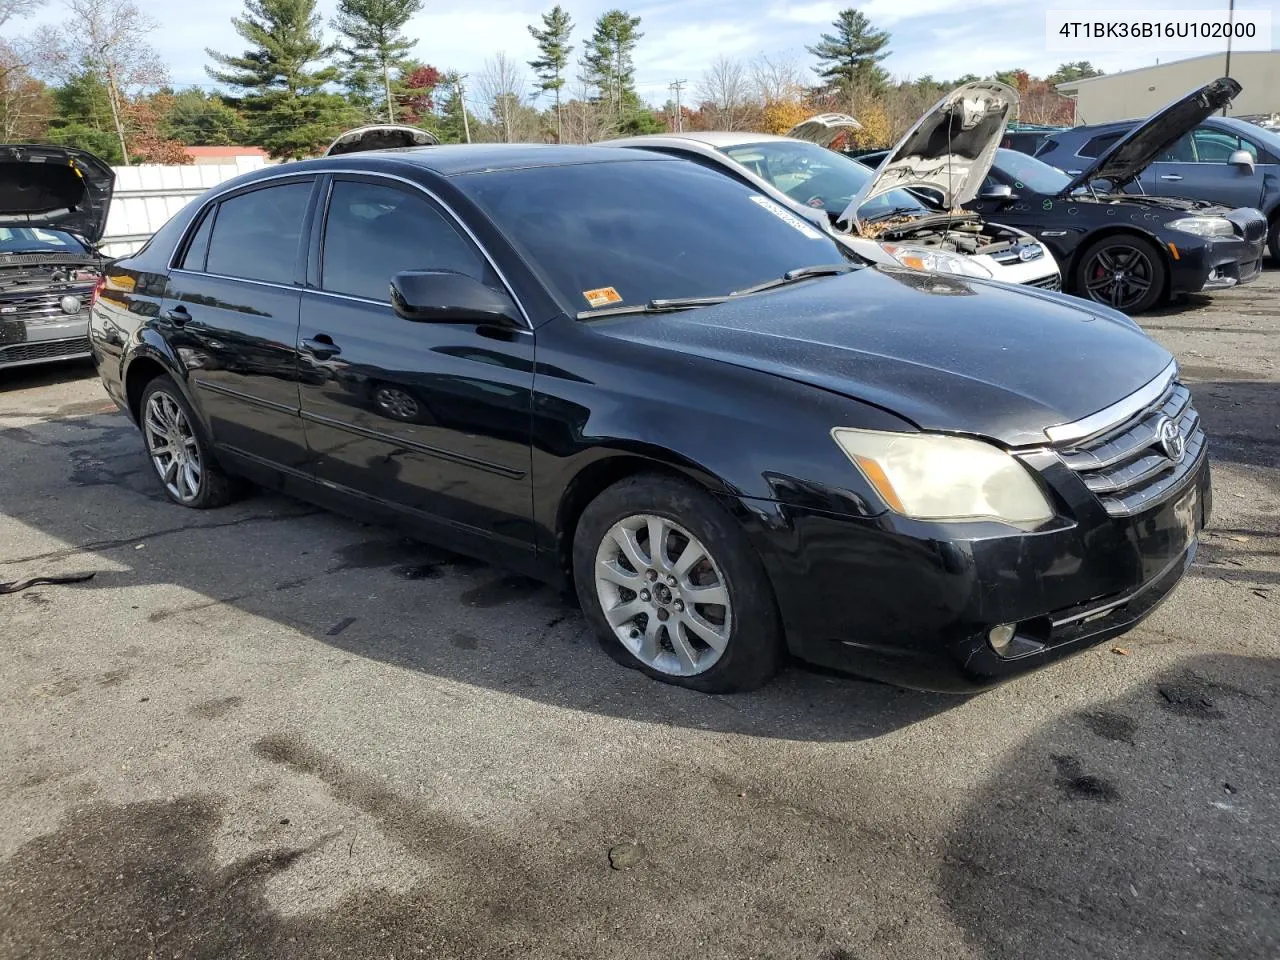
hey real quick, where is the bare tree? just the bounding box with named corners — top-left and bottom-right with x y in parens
top-left (558, 74), bottom-right (615, 144)
top-left (474, 52), bottom-right (533, 143)
top-left (696, 54), bottom-right (751, 131)
top-left (28, 0), bottom-right (167, 163)
top-left (0, 40), bottom-right (51, 140)
top-left (751, 52), bottom-right (806, 105)
top-left (0, 0), bottom-right (45, 30)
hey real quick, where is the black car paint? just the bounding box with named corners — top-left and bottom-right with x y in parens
top-left (969, 150), bottom-right (1267, 301)
top-left (91, 147), bottom-right (1209, 692)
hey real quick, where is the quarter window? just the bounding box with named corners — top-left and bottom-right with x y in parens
top-left (205, 182), bottom-right (312, 284)
top-left (1078, 132), bottom-right (1123, 158)
top-left (320, 180), bottom-right (486, 302)
top-left (179, 208), bottom-right (214, 271)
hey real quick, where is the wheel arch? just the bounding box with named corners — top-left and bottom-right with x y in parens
top-left (1066, 225), bottom-right (1174, 300)
top-left (122, 342), bottom-right (195, 426)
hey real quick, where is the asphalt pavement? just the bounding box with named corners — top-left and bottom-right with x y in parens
top-left (1, 274), bottom-right (1277, 960)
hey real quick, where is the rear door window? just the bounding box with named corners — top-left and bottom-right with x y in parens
top-left (1078, 132), bottom-right (1123, 158)
top-left (205, 181), bottom-right (312, 284)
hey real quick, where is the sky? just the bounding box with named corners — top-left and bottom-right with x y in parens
top-left (13, 0), bottom-right (1279, 108)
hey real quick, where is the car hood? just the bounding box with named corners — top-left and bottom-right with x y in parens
top-left (598, 267), bottom-right (1171, 447)
top-left (838, 81), bottom-right (1017, 230)
top-left (1061, 77), bottom-right (1242, 194)
top-left (0, 144), bottom-right (115, 242)
top-left (324, 124), bottom-right (440, 156)
top-left (785, 113), bottom-right (862, 149)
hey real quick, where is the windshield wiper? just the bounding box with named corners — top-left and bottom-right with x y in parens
top-left (575, 264), bottom-right (855, 320)
top-left (863, 206), bottom-right (925, 223)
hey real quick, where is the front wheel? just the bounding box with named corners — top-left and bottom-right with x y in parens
top-left (1267, 218), bottom-right (1279, 263)
top-left (572, 473), bottom-right (784, 693)
top-left (139, 375), bottom-right (236, 509)
top-left (1073, 235), bottom-right (1166, 314)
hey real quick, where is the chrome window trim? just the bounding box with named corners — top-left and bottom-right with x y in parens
top-left (167, 165), bottom-right (533, 329)
top-left (1044, 359), bottom-right (1178, 446)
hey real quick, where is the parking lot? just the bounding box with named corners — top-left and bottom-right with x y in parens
top-left (1, 273), bottom-right (1277, 959)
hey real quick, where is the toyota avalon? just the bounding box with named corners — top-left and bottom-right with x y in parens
top-left (90, 145), bottom-right (1209, 693)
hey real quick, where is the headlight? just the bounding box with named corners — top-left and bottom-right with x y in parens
top-left (1168, 216), bottom-right (1235, 238)
top-left (831, 428), bottom-right (1053, 524)
top-left (879, 243), bottom-right (992, 279)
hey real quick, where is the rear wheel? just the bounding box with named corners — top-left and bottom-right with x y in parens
top-left (139, 375), bottom-right (236, 509)
top-left (572, 473), bottom-right (784, 693)
top-left (1073, 235), bottom-right (1166, 314)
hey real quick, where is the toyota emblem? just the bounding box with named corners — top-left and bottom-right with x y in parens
top-left (1155, 416), bottom-right (1184, 462)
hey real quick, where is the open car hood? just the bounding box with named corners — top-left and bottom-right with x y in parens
top-left (0, 144), bottom-right (115, 242)
top-left (838, 81), bottom-right (1016, 230)
top-left (785, 113), bottom-right (862, 149)
top-left (1061, 77), bottom-right (1242, 195)
top-left (324, 124), bottom-right (440, 156)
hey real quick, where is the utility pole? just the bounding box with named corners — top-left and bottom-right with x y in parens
top-left (456, 74), bottom-right (472, 143)
top-left (1223, 0), bottom-right (1234, 116)
top-left (669, 79), bottom-right (686, 133)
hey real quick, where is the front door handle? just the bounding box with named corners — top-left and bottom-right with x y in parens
top-left (1160, 174), bottom-right (1184, 181)
top-left (301, 335), bottom-right (341, 360)
top-left (165, 306), bottom-right (190, 325)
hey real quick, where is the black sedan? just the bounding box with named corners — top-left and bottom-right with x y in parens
top-left (91, 145), bottom-right (1209, 693)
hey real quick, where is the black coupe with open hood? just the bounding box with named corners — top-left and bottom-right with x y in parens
top-left (0, 144), bottom-right (114, 372)
top-left (962, 79), bottom-right (1267, 313)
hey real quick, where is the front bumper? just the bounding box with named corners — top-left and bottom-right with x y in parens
top-left (0, 316), bottom-right (92, 370)
top-left (734, 450), bottom-right (1211, 693)
top-left (1168, 232), bottom-right (1265, 296)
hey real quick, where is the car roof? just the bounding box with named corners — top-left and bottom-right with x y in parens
top-left (290, 143), bottom-right (675, 178)
top-left (609, 132), bottom-right (799, 149)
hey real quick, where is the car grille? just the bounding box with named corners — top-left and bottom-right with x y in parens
top-left (1224, 208), bottom-right (1267, 243)
top-left (1027, 274), bottom-right (1062, 291)
top-left (0, 337), bottom-right (92, 364)
top-left (0, 288), bottom-right (92, 325)
top-left (1055, 379), bottom-right (1205, 518)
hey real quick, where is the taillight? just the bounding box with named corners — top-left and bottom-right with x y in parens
top-left (90, 275), bottom-right (107, 308)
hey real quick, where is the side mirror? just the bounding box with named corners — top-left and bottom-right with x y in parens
top-left (1228, 149), bottom-right (1255, 172)
top-left (390, 270), bottom-right (520, 326)
top-left (979, 184), bottom-right (1017, 202)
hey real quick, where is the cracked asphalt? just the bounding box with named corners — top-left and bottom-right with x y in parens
top-left (1, 272), bottom-right (1277, 960)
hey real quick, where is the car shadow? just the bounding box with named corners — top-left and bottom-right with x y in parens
top-left (0, 409), bottom-right (958, 743)
top-left (0, 357), bottom-right (97, 391)
top-left (939, 653), bottom-right (1280, 959)
top-left (1179, 379), bottom-right (1279, 470)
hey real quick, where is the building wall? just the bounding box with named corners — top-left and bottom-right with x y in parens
top-left (1064, 52), bottom-right (1280, 125)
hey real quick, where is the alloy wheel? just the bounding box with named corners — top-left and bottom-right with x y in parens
top-left (373, 385), bottom-right (420, 421)
top-left (1083, 244), bottom-right (1155, 310)
top-left (143, 391), bottom-right (203, 503)
top-left (593, 514), bottom-right (732, 677)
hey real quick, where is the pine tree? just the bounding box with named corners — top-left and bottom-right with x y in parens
top-left (580, 9), bottom-right (641, 121)
top-left (528, 5), bottom-right (573, 141)
top-left (206, 0), bottom-right (358, 158)
top-left (807, 7), bottom-right (890, 93)
top-left (331, 0), bottom-right (423, 122)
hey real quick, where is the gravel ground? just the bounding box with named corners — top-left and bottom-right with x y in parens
top-left (1, 274), bottom-right (1277, 960)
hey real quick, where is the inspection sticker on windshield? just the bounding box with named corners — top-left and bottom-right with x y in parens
top-left (582, 286), bottom-right (623, 308)
top-left (749, 196), bottom-right (825, 240)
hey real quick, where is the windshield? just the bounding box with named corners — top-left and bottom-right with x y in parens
top-left (458, 158), bottom-right (850, 315)
top-left (719, 140), bottom-right (932, 219)
top-left (0, 226), bottom-right (88, 254)
top-left (993, 148), bottom-right (1074, 196)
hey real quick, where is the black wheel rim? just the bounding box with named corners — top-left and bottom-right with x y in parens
top-left (1083, 244), bottom-right (1154, 310)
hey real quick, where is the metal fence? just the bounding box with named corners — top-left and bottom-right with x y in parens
top-left (100, 157), bottom-right (270, 257)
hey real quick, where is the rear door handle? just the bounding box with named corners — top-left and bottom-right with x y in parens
top-left (301, 335), bottom-right (341, 360)
top-left (165, 306), bottom-right (190, 325)
top-left (1160, 175), bottom-right (1183, 181)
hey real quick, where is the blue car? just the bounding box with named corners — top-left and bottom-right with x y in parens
top-left (1035, 113), bottom-right (1280, 261)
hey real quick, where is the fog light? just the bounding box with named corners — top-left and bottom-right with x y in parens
top-left (988, 623), bottom-right (1016, 655)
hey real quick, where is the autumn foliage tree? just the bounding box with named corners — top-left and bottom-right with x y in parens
top-left (394, 63), bottom-right (442, 125)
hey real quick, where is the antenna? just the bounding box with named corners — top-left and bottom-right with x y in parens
top-left (669, 79), bottom-right (687, 132)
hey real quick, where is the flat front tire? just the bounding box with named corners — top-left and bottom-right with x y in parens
top-left (139, 375), bottom-right (236, 509)
top-left (572, 473), bottom-right (784, 693)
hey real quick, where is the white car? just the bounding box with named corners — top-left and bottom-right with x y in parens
top-left (599, 83), bottom-right (1062, 289)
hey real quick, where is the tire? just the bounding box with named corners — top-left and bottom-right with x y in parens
top-left (138, 374), bottom-right (237, 509)
top-left (1073, 234), bottom-right (1167, 314)
top-left (1268, 218), bottom-right (1279, 264)
top-left (572, 472), bottom-right (784, 693)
